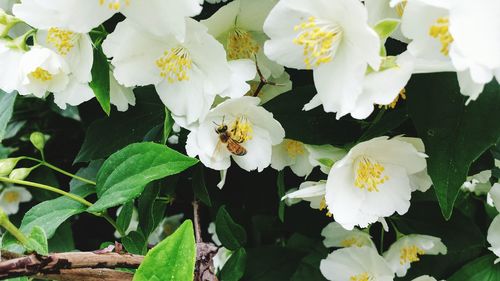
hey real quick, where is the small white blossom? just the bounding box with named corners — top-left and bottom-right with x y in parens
top-left (383, 234), bottom-right (447, 277)
top-left (320, 246), bottom-right (394, 281)
top-left (282, 181), bottom-right (326, 211)
top-left (321, 222), bottom-right (376, 249)
top-left (0, 186), bottom-right (32, 215)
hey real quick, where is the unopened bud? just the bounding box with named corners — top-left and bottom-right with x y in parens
top-left (9, 167), bottom-right (31, 181)
top-left (29, 132), bottom-right (45, 152)
top-left (0, 158), bottom-right (20, 176)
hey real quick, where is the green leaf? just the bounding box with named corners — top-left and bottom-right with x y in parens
top-left (133, 220), bottom-right (196, 281)
top-left (263, 86), bottom-right (361, 145)
top-left (117, 201), bottom-right (135, 236)
top-left (277, 171), bottom-right (285, 223)
top-left (27, 226), bottom-right (48, 255)
top-left (163, 107), bottom-right (174, 145)
top-left (0, 91), bottom-right (16, 142)
top-left (48, 222), bottom-right (75, 252)
top-left (215, 206), bottom-right (247, 251)
top-left (407, 74), bottom-right (500, 218)
top-left (75, 91), bottom-right (164, 163)
top-left (89, 46), bottom-right (110, 115)
top-left (192, 164), bottom-right (212, 207)
top-left (221, 248), bottom-right (247, 281)
top-left (448, 255), bottom-right (500, 281)
top-left (122, 230), bottom-right (147, 255)
top-left (373, 18), bottom-right (400, 40)
top-left (88, 142), bottom-right (197, 212)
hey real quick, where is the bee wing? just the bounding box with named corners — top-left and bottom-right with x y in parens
top-left (211, 139), bottom-right (224, 161)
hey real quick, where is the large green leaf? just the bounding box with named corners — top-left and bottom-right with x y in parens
top-left (407, 74), bottom-right (500, 218)
top-left (263, 86), bottom-right (361, 145)
top-left (89, 46), bottom-right (110, 115)
top-left (216, 206), bottom-right (247, 251)
top-left (221, 248), bottom-right (247, 281)
top-left (133, 220), bottom-right (196, 281)
top-left (75, 90), bottom-right (164, 163)
top-left (448, 255), bottom-right (500, 281)
top-left (88, 142), bottom-right (197, 212)
top-left (0, 91), bottom-right (16, 142)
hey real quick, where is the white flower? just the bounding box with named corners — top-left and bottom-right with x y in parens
top-left (0, 39), bottom-right (24, 93)
top-left (282, 181), bottom-right (326, 211)
top-left (399, 0), bottom-right (500, 101)
top-left (186, 96), bottom-right (285, 173)
top-left (395, 136), bottom-right (433, 192)
top-left (208, 222), bottom-right (233, 271)
top-left (488, 183), bottom-right (500, 263)
top-left (321, 222), bottom-right (376, 249)
top-left (365, 0), bottom-right (409, 43)
top-left (103, 19), bottom-right (232, 127)
top-left (263, 0), bottom-right (381, 118)
top-left (271, 139), bottom-right (314, 177)
top-left (383, 234), bottom-right (447, 277)
top-left (325, 136), bottom-right (429, 230)
top-left (202, 0), bottom-right (283, 79)
top-left (0, 0), bottom-right (16, 13)
top-left (320, 246), bottom-right (394, 281)
top-left (412, 276), bottom-right (438, 281)
top-left (148, 213), bottom-right (184, 245)
top-left (0, 186), bottom-right (32, 215)
top-left (18, 46), bottom-right (70, 98)
top-left (271, 140), bottom-right (346, 177)
top-left (13, 0), bottom-right (202, 40)
top-left (109, 71), bottom-right (135, 112)
top-left (461, 170), bottom-right (492, 195)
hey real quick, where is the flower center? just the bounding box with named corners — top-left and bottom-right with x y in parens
top-left (47, 27), bottom-right (78, 56)
top-left (350, 272), bottom-right (372, 281)
top-left (293, 16), bottom-right (342, 69)
top-left (229, 117), bottom-right (253, 143)
top-left (227, 29), bottom-right (260, 60)
top-left (156, 47), bottom-right (193, 83)
top-left (3, 191), bottom-right (19, 203)
top-left (429, 17), bottom-right (453, 56)
top-left (98, 0), bottom-right (129, 10)
top-left (400, 245), bottom-right (425, 265)
top-left (341, 236), bottom-right (364, 247)
top-left (395, 0), bottom-right (408, 17)
top-left (284, 140), bottom-right (305, 158)
top-left (354, 158), bottom-right (389, 192)
top-left (30, 67), bottom-right (53, 82)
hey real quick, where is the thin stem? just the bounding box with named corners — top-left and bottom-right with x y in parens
top-left (0, 177), bottom-right (92, 207)
top-left (192, 201), bottom-right (202, 243)
top-left (21, 157), bottom-right (96, 186)
top-left (0, 210), bottom-right (30, 247)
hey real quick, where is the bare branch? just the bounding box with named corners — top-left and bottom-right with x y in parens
top-left (0, 251), bottom-right (143, 280)
top-left (37, 268), bottom-right (133, 281)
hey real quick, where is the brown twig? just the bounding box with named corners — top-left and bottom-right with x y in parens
top-left (37, 268), bottom-right (133, 281)
top-left (252, 54), bottom-right (284, 97)
top-left (0, 251), bottom-right (143, 280)
top-left (193, 200), bottom-right (202, 243)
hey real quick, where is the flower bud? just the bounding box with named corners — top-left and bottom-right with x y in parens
top-left (8, 167), bottom-right (31, 181)
top-left (29, 132), bottom-right (45, 152)
top-left (0, 158), bottom-right (20, 176)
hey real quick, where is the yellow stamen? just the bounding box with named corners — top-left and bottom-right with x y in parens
top-left (319, 197), bottom-right (333, 217)
top-left (341, 236), bottom-right (365, 247)
top-left (350, 272), bottom-right (372, 281)
top-left (354, 158), bottom-right (389, 192)
top-left (227, 29), bottom-right (260, 60)
top-left (284, 140), bottom-right (305, 159)
top-left (3, 191), bottom-right (20, 203)
top-left (98, 0), bottom-right (130, 10)
top-left (429, 17), bottom-right (453, 56)
top-left (400, 245), bottom-right (425, 265)
top-left (395, 0), bottom-right (408, 17)
top-left (293, 16), bottom-right (342, 69)
top-left (230, 117), bottom-right (253, 143)
top-left (156, 47), bottom-right (193, 83)
top-left (30, 67), bottom-right (53, 82)
top-left (46, 27), bottom-right (77, 56)
top-left (381, 88), bottom-right (406, 109)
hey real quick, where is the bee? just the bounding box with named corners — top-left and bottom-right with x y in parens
top-left (213, 117), bottom-right (247, 156)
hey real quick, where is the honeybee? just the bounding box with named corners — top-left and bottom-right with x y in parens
top-left (213, 117), bottom-right (247, 156)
